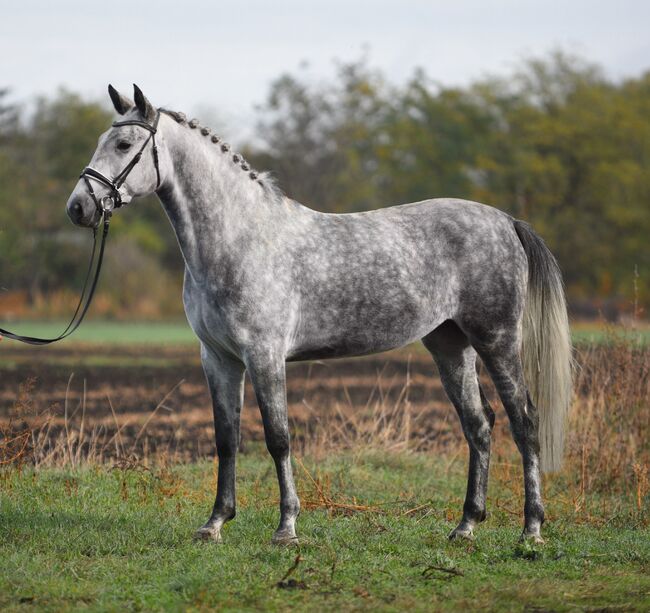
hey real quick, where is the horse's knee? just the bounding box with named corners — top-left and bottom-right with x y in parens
top-left (265, 429), bottom-right (291, 459)
top-left (215, 430), bottom-right (239, 458)
top-left (463, 499), bottom-right (487, 523)
top-left (216, 444), bottom-right (237, 460)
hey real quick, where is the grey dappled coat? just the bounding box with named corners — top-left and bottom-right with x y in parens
top-left (66, 85), bottom-right (573, 545)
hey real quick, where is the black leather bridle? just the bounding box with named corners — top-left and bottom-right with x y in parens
top-left (80, 111), bottom-right (161, 215)
top-left (0, 110), bottom-right (161, 345)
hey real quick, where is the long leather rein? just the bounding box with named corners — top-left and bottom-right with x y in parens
top-left (0, 111), bottom-right (161, 345)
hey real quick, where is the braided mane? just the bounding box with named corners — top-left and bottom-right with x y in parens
top-left (159, 108), bottom-right (283, 202)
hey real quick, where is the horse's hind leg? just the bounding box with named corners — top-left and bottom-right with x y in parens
top-left (473, 335), bottom-right (545, 543)
top-left (194, 345), bottom-right (246, 542)
top-left (423, 321), bottom-right (495, 540)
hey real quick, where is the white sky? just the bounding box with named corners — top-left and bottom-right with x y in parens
top-left (2, 0), bottom-right (649, 141)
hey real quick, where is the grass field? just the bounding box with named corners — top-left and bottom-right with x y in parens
top-left (1, 319), bottom-right (649, 346)
top-left (0, 323), bottom-right (648, 611)
top-left (0, 320), bottom-right (200, 346)
top-left (2, 449), bottom-right (649, 612)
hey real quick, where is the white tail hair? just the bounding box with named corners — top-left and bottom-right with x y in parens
top-left (514, 220), bottom-right (574, 473)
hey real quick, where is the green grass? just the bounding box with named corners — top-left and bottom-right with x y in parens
top-left (1, 450), bottom-right (648, 611)
top-left (571, 323), bottom-right (650, 346)
top-left (0, 320), bottom-right (198, 346)
top-left (2, 320), bottom-right (648, 348)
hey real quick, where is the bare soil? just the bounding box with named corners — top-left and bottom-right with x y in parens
top-left (0, 343), bottom-right (479, 460)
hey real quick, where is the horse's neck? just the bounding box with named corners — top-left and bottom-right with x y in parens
top-left (156, 118), bottom-right (287, 285)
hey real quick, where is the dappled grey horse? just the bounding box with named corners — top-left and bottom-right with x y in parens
top-left (66, 85), bottom-right (572, 544)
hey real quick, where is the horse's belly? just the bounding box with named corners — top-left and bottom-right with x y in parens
top-left (287, 297), bottom-right (447, 362)
top-left (287, 334), bottom-right (422, 361)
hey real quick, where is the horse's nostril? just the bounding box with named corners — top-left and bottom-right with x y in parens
top-left (68, 198), bottom-right (86, 223)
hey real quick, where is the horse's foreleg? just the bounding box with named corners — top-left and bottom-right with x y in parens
top-left (423, 322), bottom-right (495, 540)
top-left (194, 345), bottom-right (245, 543)
top-left (246, 354), bottom-right (300, 545)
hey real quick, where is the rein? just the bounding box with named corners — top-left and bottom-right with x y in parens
top-left (0, 111), bottom-right (161, 345)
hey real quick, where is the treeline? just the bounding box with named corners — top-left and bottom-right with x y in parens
top-left (0, 52), bottom-right (648, 319)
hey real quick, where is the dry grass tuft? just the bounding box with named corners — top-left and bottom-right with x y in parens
top-left (566, 330), bottom-right (649, 507)
top-left (0, 378), bottom-right (49, 468)
top-left (294, 455), bottom-right (384, 515)
top-left (293, 360), bottom-right (427, 459)
top-left (0, 376), bottom-right (187, 469)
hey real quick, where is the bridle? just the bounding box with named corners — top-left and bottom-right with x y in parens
top-left (80, 110), bottom-right (161, 216)
top-left (0, 110), bottom-right (162, 345)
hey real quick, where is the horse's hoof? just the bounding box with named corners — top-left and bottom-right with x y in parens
top-left (272, 530), bottom-right (299, 546)
top-left (520, 532), bottom-right (545, 545)
top-left (194, 526), bottom-right (223, 543)
top-left (448, 526), bottom-right (474, 541)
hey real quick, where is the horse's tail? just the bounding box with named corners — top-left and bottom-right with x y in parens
top-left (513, 219), bottom-right (573, 473)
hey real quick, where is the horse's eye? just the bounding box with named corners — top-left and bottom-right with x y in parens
top-left (117, 141), bottom-right (132, 152)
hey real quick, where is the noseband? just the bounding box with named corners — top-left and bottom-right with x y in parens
top-left (0, 111), bottom-right (161, 345)
top-left (80, 110), bottom-right (161, 216)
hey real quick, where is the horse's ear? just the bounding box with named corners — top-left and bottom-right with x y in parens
top-left (133, 84), bottom-right (156, 122)
top-left (108, 84), bottom-right (133, 115)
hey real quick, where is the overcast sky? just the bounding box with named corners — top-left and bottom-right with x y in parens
top-left (2, 0), bottom-right (649, 140)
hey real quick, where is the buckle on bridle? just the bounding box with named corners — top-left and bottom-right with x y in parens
top-left (100, 195), bottom-right (116, 213)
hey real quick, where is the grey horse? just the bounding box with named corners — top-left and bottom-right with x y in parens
top-left (66, 85), bottom-right (573, 545)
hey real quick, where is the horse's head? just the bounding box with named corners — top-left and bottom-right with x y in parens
top-left (66, 84), bottom-right (162, 227)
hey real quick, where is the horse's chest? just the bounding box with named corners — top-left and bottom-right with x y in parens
top-left (183, 272), bottom-right (290, 358)
top-left (183, 280), bottom-right (242, 352)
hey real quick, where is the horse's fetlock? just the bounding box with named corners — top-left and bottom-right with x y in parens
top-left (282, 497), bottom-right (300, 517)
top-left (214, 503), bottom-right (236, 521)
top-left (525, 500), bottom-right (545, 523)
top-left (463, 500), bottom-right (486, 523)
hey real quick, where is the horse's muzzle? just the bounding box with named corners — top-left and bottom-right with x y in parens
top-left (66, 196), bottom-right (101, 228)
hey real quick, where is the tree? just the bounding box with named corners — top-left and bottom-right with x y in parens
top-left (1, 52), bottom-right (648, 317)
